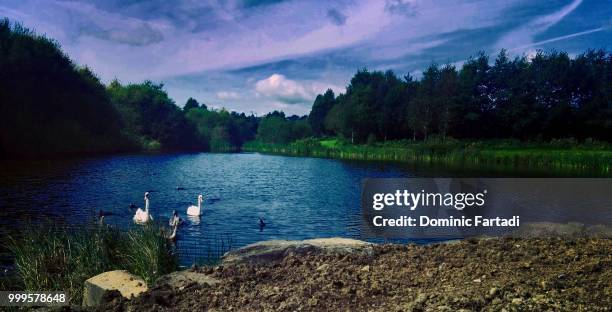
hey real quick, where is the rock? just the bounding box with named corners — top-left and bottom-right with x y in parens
top-left (511, 298), bottom-right (523, 305)
top-left (489, 287), bottom-right (499, 297)
top-left (153, 270), bottom-right (221, 290)
top-left (82, 270), bottom-right (147, 307)
top-left (473, 278), bottom-right (482, 283)
top-left (316, 263), bottom-right (330, 271)
top-left (222, 237), bottom-right (374, 265)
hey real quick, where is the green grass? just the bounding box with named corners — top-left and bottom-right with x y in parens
top-left (320, 139), bottom-right (339, 148)
top-left (243, 138), bottom-right (612, 176)
top-left (5, 222), bottom-right (178, 305)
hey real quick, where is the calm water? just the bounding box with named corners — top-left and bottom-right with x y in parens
top-left (1, 153), bottom-right (609, 266)
top-left (0, 153), bottom-right (416, 265)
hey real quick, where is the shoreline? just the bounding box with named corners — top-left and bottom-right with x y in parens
top-left (102, 236), bottom-right (612, 311)
top-left (243, 140), bottom-right (612, 176)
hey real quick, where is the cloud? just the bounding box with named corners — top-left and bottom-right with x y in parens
top-left (79, 22), bottom-right (164, 46)
top-left (510, 27), bottom-right (607, 51)
top-left (385, 0), bottom-right (418, 16)
top-left (216, 91), bottom-right (241, 100)
top-left (254, 74), bottom-right (342, 105)
top-left (495, 0), bottom-right (583, 51)
top-left (2, 0), bottom-right (608, 116)
top-left (326, 8), bottom-right (347, 26)
top-left (255, 74), bottom-right (313, 104)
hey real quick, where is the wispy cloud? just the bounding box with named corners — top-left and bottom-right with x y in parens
top-left (0, 0), bottom-right (608, 115)
top-left (326, 8), bottom-right (347, 26)
top-left (495, 0), bottom-right (583, 52)
top-left (510, 27), bottom-right (608, 51)
top-left (216, 91), bottom-right (241, 100)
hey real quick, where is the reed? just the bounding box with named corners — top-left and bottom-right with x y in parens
top-left (243, 138), bottom-right (612, 176)
top-left (6, 222), bottom-right (178, 304)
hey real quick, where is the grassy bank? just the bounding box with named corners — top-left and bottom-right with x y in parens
top-left (244, 138), bottom-right (612, 176)
top-left (3, 223), bottom-right (178, 305)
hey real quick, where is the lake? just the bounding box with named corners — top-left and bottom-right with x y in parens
top-left (1, 152), bottom-right (610, 266)
top-left (0, 153), bottom-right (419, 266)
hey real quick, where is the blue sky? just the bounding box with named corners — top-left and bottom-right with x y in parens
top-left (1, 0), bottom-right (610, 115)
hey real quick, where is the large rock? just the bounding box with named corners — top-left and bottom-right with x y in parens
top-left (153, 270), bottom-right (220, 290)
top-left (82, 270), bottom-right (147, 307)
top-left (222, 237), bottom-right (374, 265)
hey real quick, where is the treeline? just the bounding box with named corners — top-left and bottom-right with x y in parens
top-left (304, 50), bottom-right (611, 143)
top-left (255, 111), bottom-right (312, 144)
top-left (0, 19), bottom-right (257, 158)
top-left (0, 20), bottom-right (128, 157)
top-left (2, 18), bottom-right (610, 158)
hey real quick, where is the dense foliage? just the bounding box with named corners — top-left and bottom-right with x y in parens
top-left (0, 19), bottom-right (258, 158)
top-left (107, 80), bottom-right (202, 151)
top-left (256, 111), bottom-right (312, 144)
top-left (184, 102), bottom-right (258, 151)
top-left (312, 50), bottom-right (611, 143)
top-left (1, 18), bottom-right (610, 158)
top-left (0, 19), bottom-right (130, 157)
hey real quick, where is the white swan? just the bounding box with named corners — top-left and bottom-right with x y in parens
top-left (133, 192), bottom-right (153, 224)
top-left (187, 194), bottom-right (203, 216)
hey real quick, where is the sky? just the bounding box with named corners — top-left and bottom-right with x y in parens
top-left (1, 0), bottom-right (610, 115)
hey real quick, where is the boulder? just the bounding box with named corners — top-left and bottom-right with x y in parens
top-left (82, 270), bottom-right (147, 307)
top-left (153, 270), bottom-right (220, 290)
top-left (222, 237), bottom-right (374, 265)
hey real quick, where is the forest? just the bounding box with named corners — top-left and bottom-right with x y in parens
top-left (297, 50), bottom-right (611, 144)
top-left (0, 20), bottom-right (257, 158)
top-left (0, 18), bottom-right (610, 159)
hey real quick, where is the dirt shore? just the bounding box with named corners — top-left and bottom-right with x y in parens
top-left (100, 238), bottom-right (611, 311)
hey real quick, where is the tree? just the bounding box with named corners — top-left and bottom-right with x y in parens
top-left (0, 19), bottom-right (131, 158)
top-left (107, 80), bottom-right (201, 151)
top-left (183, 97), bottom-right (200, 111)
top-left (308, 89), bottom-right (335, 136)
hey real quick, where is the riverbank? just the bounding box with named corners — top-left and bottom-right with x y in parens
top-left (243, 139), bottom-right (612, 176)
top-left (101, 236), bottom-right (611, 311)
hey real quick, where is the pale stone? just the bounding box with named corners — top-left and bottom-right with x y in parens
top-left (82, 270), bottom-right (147, 307)
top-left (222, 237), bottom-right (374, 265)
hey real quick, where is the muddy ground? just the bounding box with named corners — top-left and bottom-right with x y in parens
top-left (100, 238), bottom-right (611, 311)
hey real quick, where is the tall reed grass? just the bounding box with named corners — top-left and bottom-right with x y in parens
top-left (244, 138), bottom-right (612, 176)
top-left (6, 222), bottom-right (177, 305)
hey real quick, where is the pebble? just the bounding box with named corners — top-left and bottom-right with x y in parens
top-left (489, 287), bottom-right (499, 297)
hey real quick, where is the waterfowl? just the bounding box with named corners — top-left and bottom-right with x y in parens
top-left (98, 210), bottom-right (106, 226)
top-left (187, 194), bottom-right (203, 216)
top-left (259, 217), bottom-right (266, 231)
top-left (167, 224), bottom-right (178, 241)
top-left (98, 210), bottom-right (115, 225)
top-left (169, 210), bottom-right (181, 227)
top-left (129, 203), bottom-right (137, 209)
top-left (133, 192), bottom-right (153, 224)
top-left (176, 186), bottom-right (186, 191)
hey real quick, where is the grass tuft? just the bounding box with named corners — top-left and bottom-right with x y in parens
top-left (6, 222), bottom-right (177, 305)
